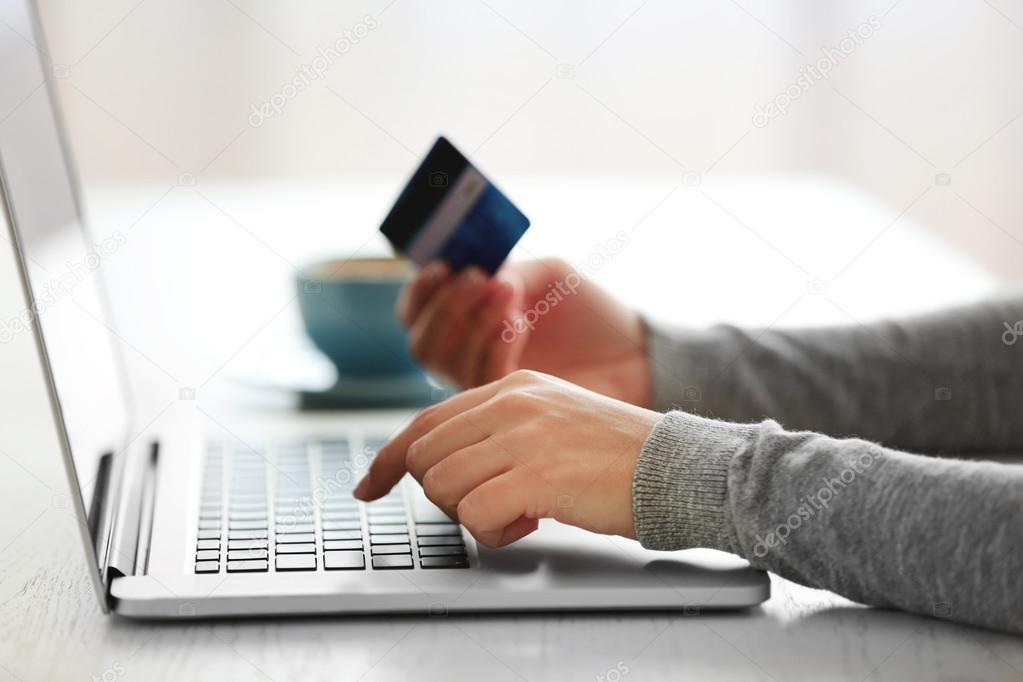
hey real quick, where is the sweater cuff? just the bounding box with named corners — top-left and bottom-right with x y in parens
top-left (632, 411), bottom-right (757, 552)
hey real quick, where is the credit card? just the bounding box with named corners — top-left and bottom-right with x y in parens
top-left (379, 136), bottom-right (529, 274)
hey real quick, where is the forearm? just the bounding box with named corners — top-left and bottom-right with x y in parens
top-left (643, 295), bottom-right (1023, 453)
top-left (633, 412), bottom-right (1023, 634)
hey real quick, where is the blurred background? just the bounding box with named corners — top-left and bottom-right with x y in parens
top-left (5, 0), bottom-right (1021, 404)
top-left (34, 0), bottom-right (1023, 277)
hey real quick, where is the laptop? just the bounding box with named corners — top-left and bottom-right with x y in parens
top-left (0, 0), bottom-right (769, 618)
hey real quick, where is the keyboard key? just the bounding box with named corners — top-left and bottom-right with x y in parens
top-left (371, 533), bottom-right (410, 545)
top-left (230, 494), bottom-right (267, 504)
top-left (366, 514), bottom-right (407, 524)
top-left (196, 539), bottom-right (220, 551)
top-left (232, 484), bottom-right (267, 492)
top-left (419, 545), bottom-right (466, 557)
top-left (275, 542), bottom-right (316, 554)
top-left (279, 438), bottom-right (313, 449)
top-left (228, 549), bottom-right (268, 561)
top-left (372, 544), bottom-right (412, 555)
top-left (198, 519), bottom-right (221, 530)
top-left (228, 529), bottom-right (268, 540)
top-left (195, 560), bottom-right (219, 573)
top-left (411, 497), bottom-right (452, 524)
top-left (369, 524), bottom-right (408, 535)
top-left (227, 559), bottom-right (269, 573)
top-left (276, 554), bottom-right (317, 571)
top-left (320, 511), bottom-right (361, 521)
top-left (275, 510), bottom-right (314, 522)
top-left (372, 555), bottom-right (414, 570)
top-left (274, 499), bottom-right (307, 510)
top-left (229, 510), bottom-right (268, 521)
top-left (416, 536), bottom-right (465, 547)
top-left (321, 507), bottom-right (359, 516)
top-left (228, 539), bottom-right (268, 551)
top-left (229, 502), bottom-right (267, 512)
top-left (229, 520), bottom-right (268, 530)
top-left (321, 500), bottom-right (359, 510)
top-left (324, 551), bottom-right (366, 570)
top-left (274, 505), bottom-right (308, 515)
top-left (275, 524), bottom-right (315, 534)
top-left (275, 493), bottom-right (310, 503)
top-left (366, 504), bottom-right (404, 515)
top-left (416, 524), bottom-right (461, 536)
top-left (195, 549), bottom-right (220, 561)
top-left (421, 556), bottom-right (469, 569)
top-left (197, 529), bottom-right (221, 540)
top-left (323, 539), bottom-right (363, 551)
top-left (322, 520), bottom-right (361, 531)
top-left (276, 533), bottom-right (315, 544)
top-left (323, 530), bottom-right (362, 541)
top-left (273, 496), bottom-right (308, 504)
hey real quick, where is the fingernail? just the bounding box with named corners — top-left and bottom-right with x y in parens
top-left (353, 475), bottom-right (371, 499)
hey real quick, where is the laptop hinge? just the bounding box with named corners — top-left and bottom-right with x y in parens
top-left (100, 440), bottom-right (159, 591)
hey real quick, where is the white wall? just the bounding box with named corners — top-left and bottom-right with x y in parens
top-left (32, 0), bottom-right (1023, 281)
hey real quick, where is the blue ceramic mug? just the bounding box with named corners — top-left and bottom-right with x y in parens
top-left (297, 257), bottom-right (421, 378)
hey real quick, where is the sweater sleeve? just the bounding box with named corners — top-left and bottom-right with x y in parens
top-left (632, 411), bottom-right (1023, 634)
top-left (642, 295), bottom-right (1023, 453)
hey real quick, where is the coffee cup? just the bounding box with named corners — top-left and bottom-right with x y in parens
top-left (296, 256), bottom-right (421, 379)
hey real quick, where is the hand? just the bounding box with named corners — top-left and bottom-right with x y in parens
top-left (353, 370), bottom-right (661, 547)
top-left (396, 258), bottom-right (651, 406)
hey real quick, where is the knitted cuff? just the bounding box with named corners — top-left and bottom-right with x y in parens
top-left (632, 411), bottom-right (757, 552)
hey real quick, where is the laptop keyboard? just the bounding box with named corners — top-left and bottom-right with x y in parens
top-left (193, 436), bottom-right (469, 574)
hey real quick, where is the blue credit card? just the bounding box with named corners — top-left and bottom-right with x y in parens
top-left (379, 136), bottom-right (529, 274)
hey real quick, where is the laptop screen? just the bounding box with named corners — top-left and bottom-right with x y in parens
top-left (0, 2), bottom-right (131, 556)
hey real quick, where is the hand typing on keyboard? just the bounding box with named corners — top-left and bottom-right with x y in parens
top-left (354, 370), bottom-right (660, 548)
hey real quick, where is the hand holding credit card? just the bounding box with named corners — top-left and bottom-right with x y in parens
top-left (379, 136), bottom-right (530, 274)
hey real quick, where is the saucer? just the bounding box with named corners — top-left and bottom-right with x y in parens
top-left (299, 372), bottom-right (450, 410)
top-left (225, 332), bottom-right (454, 409)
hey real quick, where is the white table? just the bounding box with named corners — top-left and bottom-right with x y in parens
top-left (1, 178), bottom-right (1020, 681)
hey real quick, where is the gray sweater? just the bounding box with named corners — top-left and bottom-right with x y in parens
top-left (632, 296), bottom-right (1023, 634)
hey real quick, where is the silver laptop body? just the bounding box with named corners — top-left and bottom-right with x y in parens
top-left (0, 0), bottom-right (769, 618)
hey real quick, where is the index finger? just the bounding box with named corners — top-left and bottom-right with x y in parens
top-left (353, 379), bottom-right (505, 500)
